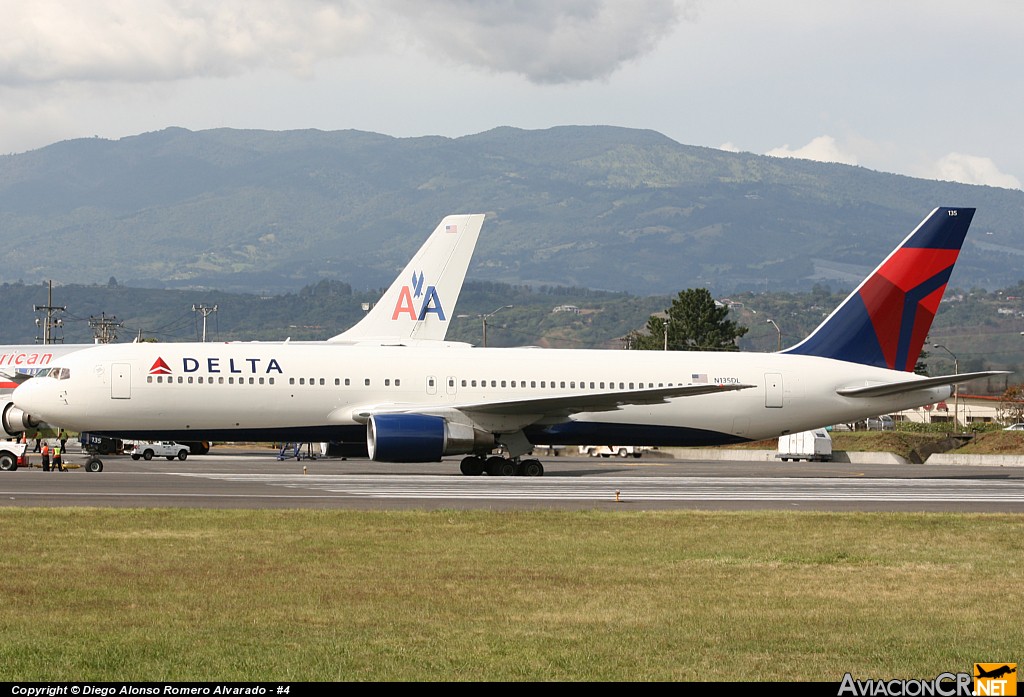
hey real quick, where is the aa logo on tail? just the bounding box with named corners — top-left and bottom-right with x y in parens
top-left (392, 269), bottom-right (446, 321)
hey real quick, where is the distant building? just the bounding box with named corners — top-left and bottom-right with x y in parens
top-left (893, 393), bottom-right (1004, 426)
top-left (552, 305), bottom-right (581, 314)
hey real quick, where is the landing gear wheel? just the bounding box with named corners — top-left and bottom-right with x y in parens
top-left (460, 456), bottom-right (485, 476)
top-left (485, 456), bottom-right (515, 476)
top-left (85, 458), bottom-right (103, 472)
top-left (519, 459), bottom-right (544, 477)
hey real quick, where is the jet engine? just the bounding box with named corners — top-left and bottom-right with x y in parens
top-left (367, 413), bottom-right (494, 463)
top-left (1, 400), bottom-right (41, 438)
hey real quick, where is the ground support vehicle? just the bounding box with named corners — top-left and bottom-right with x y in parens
top-left (0, 439), bottom-right (27, 471)
top-left (578, 445), bottom-right (649, 458)
top-left (128, 441), bottom-right (190, 461)
top-left (80, 433), bottom-right (124, 455)
top-left (776, 429), bottom-right (833, 462)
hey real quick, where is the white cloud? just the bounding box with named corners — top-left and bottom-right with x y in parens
top-left (386, 0), bottom-right (684, 84)
top-left (764, 136), bottom-right (858, 166)
top-left (0, 1), bottom-right (381, 84)
top-left (931, 153), bottom-right (1022, 190)
top-left (0, 0), bottom-right (685, 87)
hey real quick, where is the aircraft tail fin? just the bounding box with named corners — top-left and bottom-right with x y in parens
top-left (330, 213), bottom-right (485, 344)
top-left (782, 207), bottom-right (974, 370)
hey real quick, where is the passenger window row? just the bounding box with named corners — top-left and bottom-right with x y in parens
top-left (459, 379), bottom-right (674, 389)
top-left (147, 375), bottom-right (275, 385)
top-left (144, 376), bottom-right (676, 390)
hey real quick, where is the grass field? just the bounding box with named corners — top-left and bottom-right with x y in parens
top-left (1, 508), bottom-right (1020, 682)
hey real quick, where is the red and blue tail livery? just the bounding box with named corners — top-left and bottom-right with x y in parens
top-left (782, 207), bottom-right (974, 371)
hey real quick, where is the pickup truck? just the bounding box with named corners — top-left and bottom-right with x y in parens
top-left (127, 441), bottom-right (190, 461)
top-left (578, 445), bottom-right (649, 458)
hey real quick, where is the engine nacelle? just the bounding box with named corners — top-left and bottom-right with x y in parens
top-left (367, 413), bottom-right (494, 463)
top-left (1, 400), bottom-right (41, 437)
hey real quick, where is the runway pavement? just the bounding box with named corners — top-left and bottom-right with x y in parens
top-left (2, 446), bottom-right (1024, 512)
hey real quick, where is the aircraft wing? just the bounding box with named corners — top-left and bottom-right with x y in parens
top-left (457, 382), bottom-right (756, 416)
top-left (351, 382), bottom-right (755, 422)
top-left (836, 371), bottom-right (1008, 398)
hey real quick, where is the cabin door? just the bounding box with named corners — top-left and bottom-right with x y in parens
top-left (111, 363), bottom-right (131, 399)
top-left (764, 373), bottom-right (783, 408)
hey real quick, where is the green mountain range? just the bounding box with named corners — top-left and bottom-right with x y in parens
top-left (2, 125), bottom-right (1022, 296)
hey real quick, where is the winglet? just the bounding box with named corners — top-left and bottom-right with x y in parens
top-left (329, 213), bottom-right (485, 343)
top-left (782, 207), bottom-right (974, 370)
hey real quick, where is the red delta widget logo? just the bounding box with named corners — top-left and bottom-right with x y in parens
top-left (391, 270), bottom-right (446, 321)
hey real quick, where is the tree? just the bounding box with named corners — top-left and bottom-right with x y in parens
top-left (915, 347), bottom-right (929, 376)
top-left (631, 288), bottom-right (748, 351)
top-left (997, 384), bottom-right (1024, 424)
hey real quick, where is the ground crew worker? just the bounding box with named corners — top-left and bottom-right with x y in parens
top-left (41, 442), bottom-right (50, 471)
top-left (54, 443), bottom-right (64, 471)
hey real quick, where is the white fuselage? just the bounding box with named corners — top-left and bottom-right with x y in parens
top-left (11, 341), bottom-right (950, 447)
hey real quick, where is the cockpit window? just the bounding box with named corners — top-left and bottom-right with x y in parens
top-left (38, 367), bottom-right (70, 380)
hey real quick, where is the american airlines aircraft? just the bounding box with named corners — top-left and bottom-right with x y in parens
top-left (7, 207), bottom-right (1001, 476)
top-left (0, 213), bottom-right (483, 462)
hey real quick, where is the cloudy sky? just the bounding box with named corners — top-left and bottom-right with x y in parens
top-left (2, 0), bottom-right (1021, 189)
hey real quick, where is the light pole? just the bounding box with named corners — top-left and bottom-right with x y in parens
top-left (766, 318), bottom-right (782, 352)
top-left (663, 318), bottom-right (669, 351)
top-left (481, 305), bottom-right (513, 347)
top-left (932, 343), bottom-right (959, 428)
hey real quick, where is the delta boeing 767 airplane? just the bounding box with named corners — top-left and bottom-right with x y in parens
top-left (7, 207), bottom-right (1002, 476)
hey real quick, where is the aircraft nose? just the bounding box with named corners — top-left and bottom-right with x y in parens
top-left (13, 378), bottom-right (52, 414)
top-left (6, 381), bottom-right (47, 435)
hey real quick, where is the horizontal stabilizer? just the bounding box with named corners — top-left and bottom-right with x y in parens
top-left (836, 371), bottom-right (1009, 398)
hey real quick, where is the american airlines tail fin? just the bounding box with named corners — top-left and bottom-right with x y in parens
top-left (329, 213), bottom-right (485, 344)
top-left (782, 207), bottom-right (974, 371)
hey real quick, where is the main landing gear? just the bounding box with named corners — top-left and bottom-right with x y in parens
top-left (459, 455), bottom-right (544, 477)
